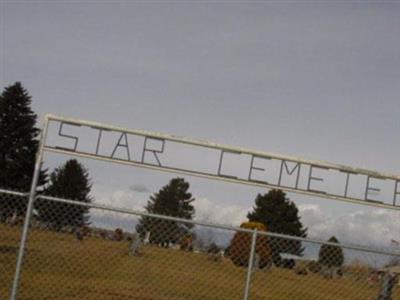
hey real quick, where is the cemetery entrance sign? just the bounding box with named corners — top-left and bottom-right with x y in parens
top-left (43, 114), bottom-right (399, 210)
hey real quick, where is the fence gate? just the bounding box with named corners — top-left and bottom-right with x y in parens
top-left (1, 114), bottom-right (399, 300)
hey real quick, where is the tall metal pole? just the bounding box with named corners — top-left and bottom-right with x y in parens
top-left (243, 229), bottom-right (257, 300)
top-left (10, 116), bottom-right (49, 300)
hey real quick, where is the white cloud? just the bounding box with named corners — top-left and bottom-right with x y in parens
top-left (94, 189), bottom-right (148, 211)
top-left (94, 188), bottom-right (249, 227)
top-left (193, 198), bottom-right (248, 226)
top-left (90, 188), bottom-right (400, 252)
top-left (298, 204), bottom-right (400, 250)
top-left (89, 189), bottom-right (148, 231)
top-left (298, 204), bottom-right (327, 229)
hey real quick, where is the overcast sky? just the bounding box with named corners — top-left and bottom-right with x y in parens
top-left (1, 2), bottom-right (400, 249)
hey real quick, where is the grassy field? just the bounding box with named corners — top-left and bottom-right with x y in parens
top-left (1, 224), bottom-right (398, 300)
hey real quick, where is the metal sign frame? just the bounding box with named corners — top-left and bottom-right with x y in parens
top-left (45, 114), bottom-right (400, 210)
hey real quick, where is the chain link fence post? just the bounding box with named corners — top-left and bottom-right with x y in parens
top-left (10, 117), bottom-right (49, 300)
top-left (243, 229), bottom-right (257, 300)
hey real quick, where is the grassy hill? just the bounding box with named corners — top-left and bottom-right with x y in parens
top-left (0, 224), bottom-right (397, 300)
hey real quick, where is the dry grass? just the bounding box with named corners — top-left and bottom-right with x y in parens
top-left (1, 224), bottom-right (398, 300)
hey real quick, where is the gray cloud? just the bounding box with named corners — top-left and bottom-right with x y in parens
top-left (129, 184), bottom-right (151, 194)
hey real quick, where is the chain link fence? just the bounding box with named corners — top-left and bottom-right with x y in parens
top-left (1, 189), bottom-right (400, 300)
top-left (0, 189), bottom-right (28, 300)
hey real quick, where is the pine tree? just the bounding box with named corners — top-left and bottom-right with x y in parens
top-left (0, 82), bottom-right (47, 221)
top-left (247, 189), bottom-right (307, 265)
top-left (136, 178), bottom-right (195, 246)
top-left (318, 236), bottom-right (344, 268)
top-left (36, 159), bottom-right (92, 231)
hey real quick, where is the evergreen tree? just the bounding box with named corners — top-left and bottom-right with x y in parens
top-left (318, 236), bottom-right (344, 268)
top-left (0, 82), bottom-right (46, 221)
top-left (37, 159), bottom-right (92, 230)
top-left (136, 178), bottom-right (195, 246)
top-left (247, 189), bottom-right (307, 265)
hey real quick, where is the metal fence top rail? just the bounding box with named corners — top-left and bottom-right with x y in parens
top-left (0, 189), bottom-right (27, 197)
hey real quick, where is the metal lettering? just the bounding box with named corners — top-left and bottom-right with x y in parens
top-left (57, 122), bottom-right (80, 152)
top-left (307, 165), bottom-right (326, 194)
top-left (340, 170), bottom-right (357, 198)
top-left (278, 160), bottom-right (301, 188)
top-left (218, 150), bottom-right (239, 179)
top-left (43, 115), bottom-right (400, 210)
top-left (248, 155), bottom-right (269, 183)
top-left (92, 127), bottom-right (110, 155)
top-left (365, 176), bottom-right (383, 202)
top-left (141, 137), bottom-right (164, 167)
top-left (394, 181), bottom-right (400, 206)
top-left (111, 133), bottom-right (131, 161)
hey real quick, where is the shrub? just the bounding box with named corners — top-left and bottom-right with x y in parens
top-left (207, 242), bottom-right (222, 262)
top-left (318, 236), bottom-right (344, 268)
top-left (180, 234), bottom-right (193, 251)
top-left (343, 260), bottom-right (370, 281)
top-left (99, 230), bottom-right (108, 239)
top-left (281, 258), bottom-right (295, 269)
top-left (307, 261), bottom-right (322, 273)
top-left (114, 228), bottom-right (124, 241)
top-left (207, 242), bottom-right (221, 254)
top-left (229, 222), bottom-right (272, 268)
top-left (294, 266), bottom-right (308, 276)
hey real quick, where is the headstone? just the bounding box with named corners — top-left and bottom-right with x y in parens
top-left (75, 228), bottom-right (83, 241)
top-left (130, 238), bottom-right (143, 256)
top-left (10, 210), bottom-right (18, 226)
top-left (376, 272), bottom-right (398, 300)
top-left (144, 231), bottom-right (151, 244)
